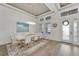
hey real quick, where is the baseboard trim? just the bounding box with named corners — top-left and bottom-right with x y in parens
top-left (44, 38), bottom-right (79, 47)
top-left (0, 42), bottom-right (12, 47)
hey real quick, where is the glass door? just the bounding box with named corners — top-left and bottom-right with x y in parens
top-left (62, 15), bottom-right (78, 44)
top-left (73, 19), bottom-right (77, 42)
top-left (62, 19), bottom-right (71, 43)
top-left (73, 17), bottom-right (78, 45)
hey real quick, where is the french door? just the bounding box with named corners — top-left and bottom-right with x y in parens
top-left (62, 14), bottom-right (78, 44)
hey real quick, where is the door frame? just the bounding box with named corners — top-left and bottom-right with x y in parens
top-left (61, 14), bottom-right (78, 44)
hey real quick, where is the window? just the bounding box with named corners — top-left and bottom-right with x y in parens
top-left (73, 19), bottom-right (77, 41)
top-left (46, 16), bottom-right (51, 20)
top-left (62, 20), bottom-right (70, 40)
top-left (61, 11), bottom-right (68, 17)
top-left (61, 8), bottom-right (78, 17)
top-left (69, 8), bottom-right (78, 15)
top-left (60, 3), bottom-right (70, 7)
top-left (17, 22), bottom-right (29, 32)
top-left (40, 18), bottom-right (44, 21)
top-left (39, 24), bottom-right (43, 33)
top-left (45, 23), bottom-right (51, 34)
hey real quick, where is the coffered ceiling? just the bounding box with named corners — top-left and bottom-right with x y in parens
top-left (7, 3), bottom-right (71, 16)
top-left (8, 3), bottom-right (51, 16)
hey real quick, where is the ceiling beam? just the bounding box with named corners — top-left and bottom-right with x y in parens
top-left (45, 3), bottom-right (58, 12)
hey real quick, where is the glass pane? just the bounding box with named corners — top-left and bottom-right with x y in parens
top-left (17, 22), bottom-right (29, 32)
top-left (60, 3), bottom-right (70, 7)
top-left (45, 23), bottom-right (51, 34)
top-left (69, 8), bottom-right (78, 15)
top-left (63, 24), bottom-right (70, 40)
top-left (39, 24), bottom-right (43, 33)
top-left (74, 20), bottom-right (77, 41)
top-left (46, 16), bottom-right (51, 20)
top-left (40, 18), bottom-right (44, 21)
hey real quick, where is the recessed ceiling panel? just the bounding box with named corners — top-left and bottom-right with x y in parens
top-left (8, 3), bottom-right (50, 16)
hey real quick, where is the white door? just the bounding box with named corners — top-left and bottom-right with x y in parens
top-left (62, 14), bottom-right (78, 44)
top-left (62, 17), bottom-right (71, 43)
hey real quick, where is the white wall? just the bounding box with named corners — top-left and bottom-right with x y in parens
top-left (36, 4), bottom-right (79, 43)
top-left (0, 4), bottom-right (36, 45)
top-left (36, 12), bottom-right (61, 41)
top-left (1, 3), bottom-right (79, 46)
top-left (59, 4), bottom-right (79, 45)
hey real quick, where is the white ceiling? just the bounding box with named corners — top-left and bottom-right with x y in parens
top-left (8, 3), bottom-right (51, 16)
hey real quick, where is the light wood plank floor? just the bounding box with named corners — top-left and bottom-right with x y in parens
top-left (1, 40), bottom-right (79, 56)
top-left (30, 40), bottom-right (79, 56)
top-left (0, 45), bottom-right (8, 56)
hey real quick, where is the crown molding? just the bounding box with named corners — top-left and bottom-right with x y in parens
top-left (36, 11), bottom-right (54, 18)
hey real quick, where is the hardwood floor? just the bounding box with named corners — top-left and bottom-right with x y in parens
top-left (30, 40), bottom-right (79, 56)
top-left (30, 40), bottom-right (58, 56)
top-left (1, 39), bottom-right (79, 56)
top-left (0, 46), bottom-right (8, 56)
